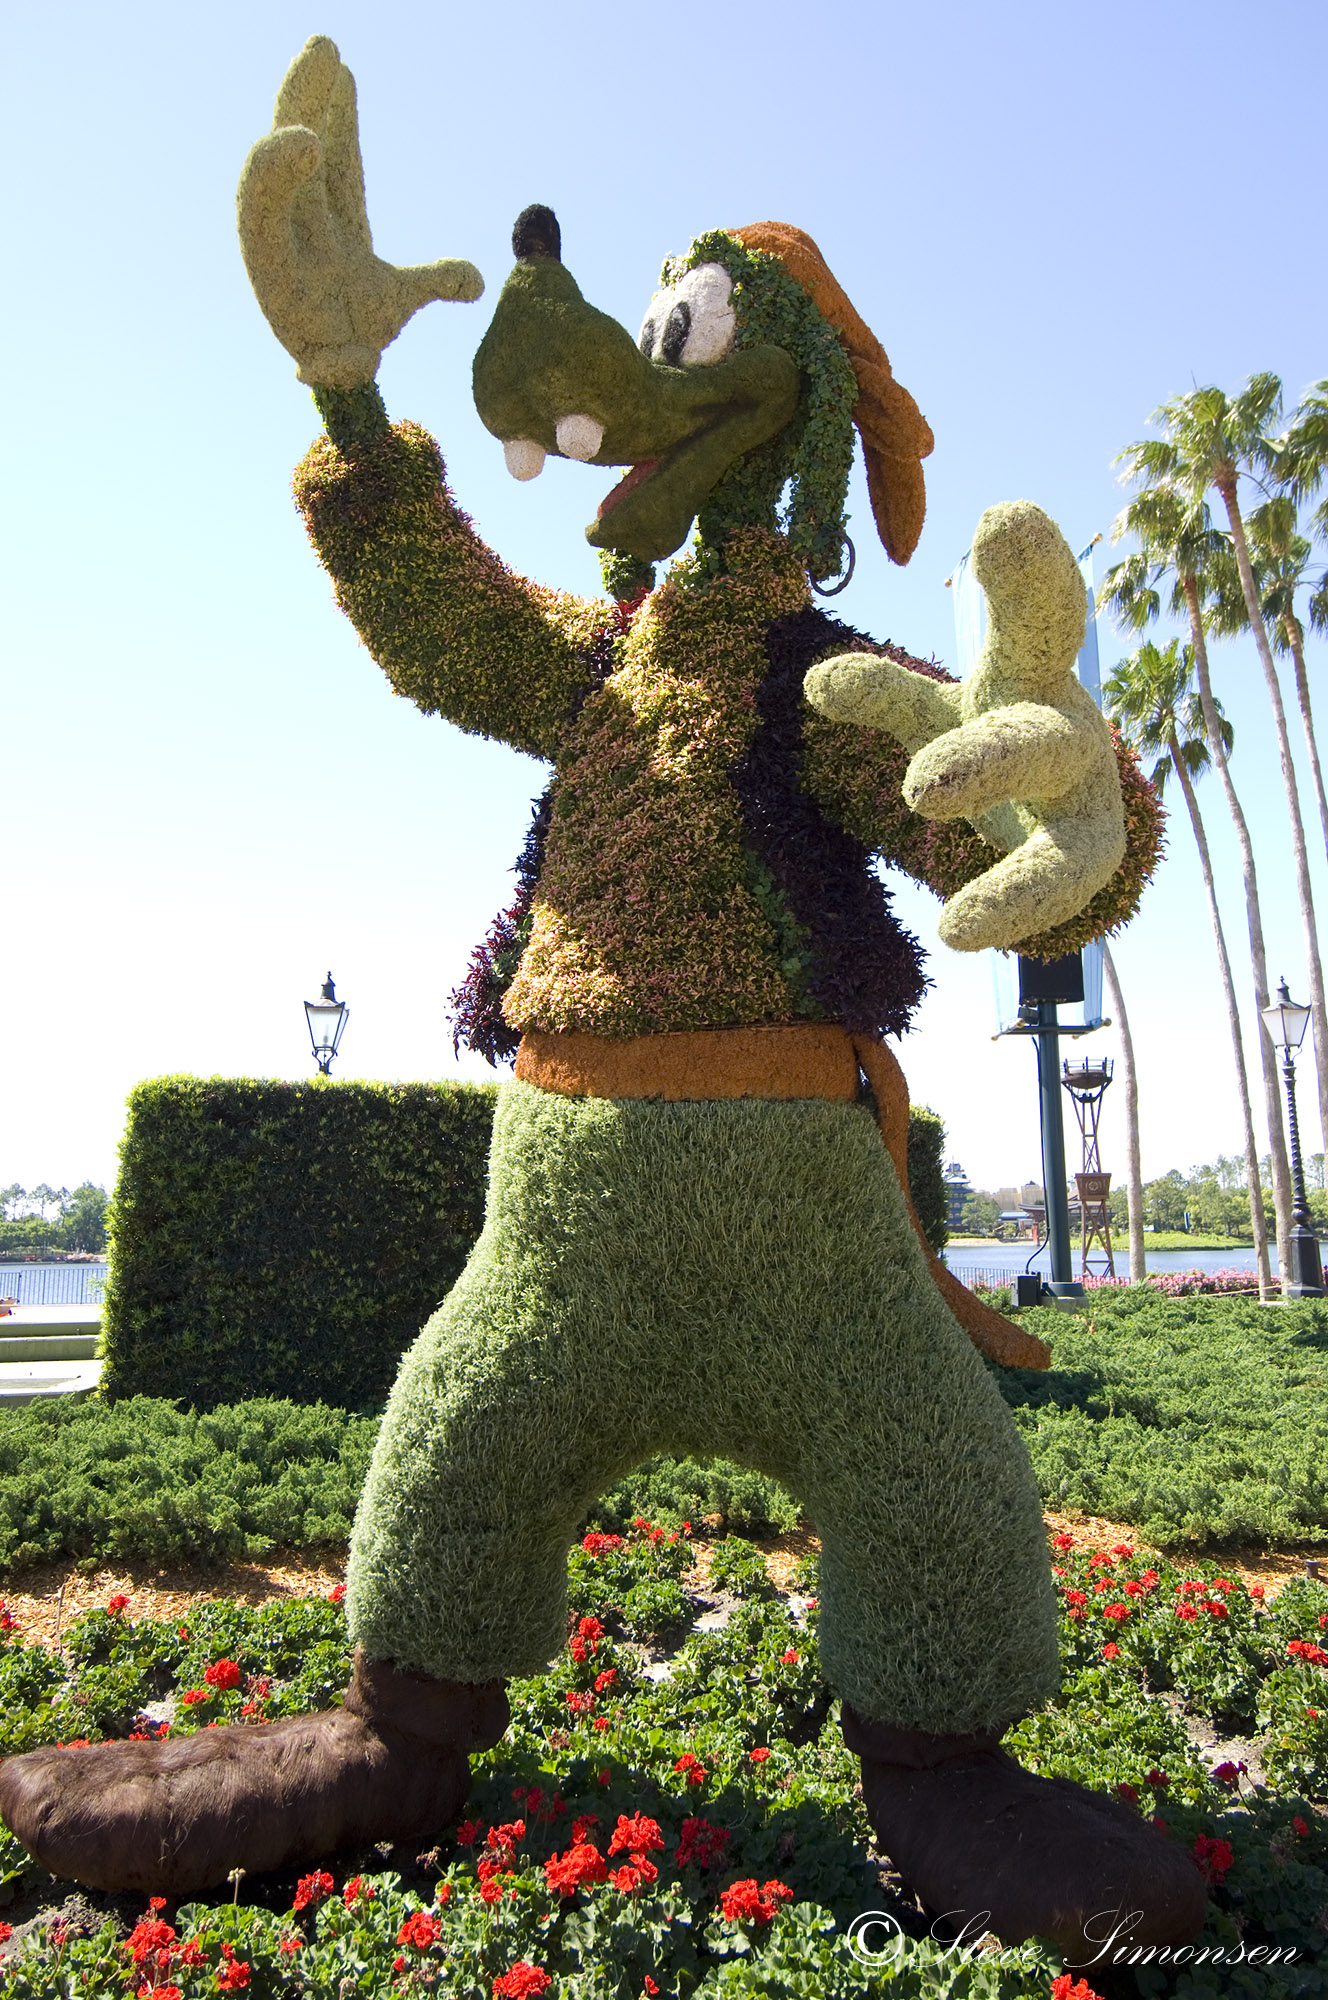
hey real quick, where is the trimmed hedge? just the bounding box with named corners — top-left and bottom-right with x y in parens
top-left (906, 1101), bottom-right (947, 1253)
top-left (101, 1075), bottom-right (947, 1410)
top-left (101, 1077), bottom-right (497, 1411)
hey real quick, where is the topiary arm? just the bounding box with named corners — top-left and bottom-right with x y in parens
top-left (237, 37), bottom-right (483, 388)
top-left (804, 656), bottom-right (961, 754)
top-left (294, 385), bottom-right (606, 759)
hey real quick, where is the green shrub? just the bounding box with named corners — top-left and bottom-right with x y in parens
top-left (995, 1289), bottom-right (1328, 1547)
top-left (101, 1075), bottom-right (497, 1410)
top-left (906, 1102), bottom-right (948, 1254)
top-left (588, 1456), bottom-right (799, 1539)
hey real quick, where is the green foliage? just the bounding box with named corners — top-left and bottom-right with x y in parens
top-left (994, 1290), bottom-right (1328, 1547)
top-left (905, 1105), bottom-right (947, 1254)
top-left (668, 230), bottom-right (859, 585)
top-left (589, 1457), bottom-right (799, 1541)
top-left (101, 1075), bottom-right (498, 1411)
top-left (1, 1526), bottom-right (1326, 1995)
top-left (0, 1183), bottom-right (108, 1257)
top-left (0, 1396), bottom-right (378, 1576)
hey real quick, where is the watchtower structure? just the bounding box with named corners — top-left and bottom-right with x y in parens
top-left (1062, 1058), bottom-right (1115, 1279)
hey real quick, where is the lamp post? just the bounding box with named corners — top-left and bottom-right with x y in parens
top-left (305, 972), bottom-right (348, 1076)
top-left (1261, 977), bottom-right (1324, 1297)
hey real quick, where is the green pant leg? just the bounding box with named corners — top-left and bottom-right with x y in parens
top-left (347, 1081), bottom-right (1058, 1731)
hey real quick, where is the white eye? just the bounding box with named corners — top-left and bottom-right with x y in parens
top-left (672, 263), bottom-right (737, 365)
top-left (636, 263), bottom-right (736, 369)
top-left (504, 438), bottom-right (546, 480)
top-left (555, 413), bottom-right (605, 461)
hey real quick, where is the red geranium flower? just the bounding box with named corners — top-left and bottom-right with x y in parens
top-left (291, 1870), bottom-right (334, 1912)
top-left (107, 1594), bottom-right (130, 1616)
top-left (1051, 1977), bottom-right (1106, 2000)
top-left (492, 1965), bottom-right (552, 1998)
top-left (397, 1910), bottom-right (442, 1949)
top-left (609, 1814), bottom-right (664, 1856)
top-left (544, 1841), bottom-right (607, 1896)
top-left (672, 1753), bottom-right (707, 1787)
top-left (750, 1745), bottom-right (771, 1763)
top-left (675, 1816), bottom-right (731, 1869)
top-left (1192, 1833), bottom-right (1234, 1884)
top-left (215, 1942), bottom-right (250, 1990)
top-left (203, 1660), bottom-right (242, 1692)
top-left (719, 1878), bottom-right (793, 1923)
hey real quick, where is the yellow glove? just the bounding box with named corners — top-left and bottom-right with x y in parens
top-left (237, 36), bottom-right (483, 388)
top-left (804, 501), bottom-right (1125, 953)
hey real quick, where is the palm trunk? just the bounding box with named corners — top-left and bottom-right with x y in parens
top-left (1217, 479), bottom-right (1328, 1157)
top-left (1166, 740), bottom-right (1273, 1297)
top-left (1100, 943), bottom-right (1148, 1283)
top-left (1283, 608), bottom-right (1328, 867)
top-left (1180, 570), bottom-right (1293, 1287)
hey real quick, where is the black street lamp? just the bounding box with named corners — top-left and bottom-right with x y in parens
top-left (305, 972), bottom-right (349, 1076)
top-left (1261, 977), bottom-right (1324, 1297)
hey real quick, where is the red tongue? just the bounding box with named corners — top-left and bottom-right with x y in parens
top-left (597, 460), bottom-right (659, 520)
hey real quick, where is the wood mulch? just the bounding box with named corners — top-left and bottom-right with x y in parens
top-left (1, 1510), bottom-right (1319, 1653)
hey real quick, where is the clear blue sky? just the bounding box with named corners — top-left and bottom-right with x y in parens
top-left (3, 0), bottom-right (1326, 1200)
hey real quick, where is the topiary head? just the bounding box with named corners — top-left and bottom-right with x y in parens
top-left (470, 210), bottom-right (932, 587)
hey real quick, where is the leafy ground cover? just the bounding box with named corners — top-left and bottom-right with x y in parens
top-left (994, 1293), bottom-right (1328, 1549)
top-left (0, 1523), bottom-right (1325, 1998)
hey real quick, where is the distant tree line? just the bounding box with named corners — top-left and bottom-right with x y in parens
top-left (0, 1184), bottom-right (108, 1255)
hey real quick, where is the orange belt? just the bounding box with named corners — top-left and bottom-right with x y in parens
top-left (514, 1026), bottom-right (1048, 1370)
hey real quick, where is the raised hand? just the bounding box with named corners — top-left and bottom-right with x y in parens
top-left (236, 36), bottom-right (483, 387)
top-left (805, 501), bottom-right (1126, 953)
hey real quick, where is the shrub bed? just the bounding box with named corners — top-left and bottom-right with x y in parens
top-left (995, 1291), bottom-right (1328, 1549)
top-left (0, 1525), bottom-right (1325, 1996)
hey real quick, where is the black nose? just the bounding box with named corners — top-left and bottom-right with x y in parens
top-left (512, 204), bottom-right (561, 262)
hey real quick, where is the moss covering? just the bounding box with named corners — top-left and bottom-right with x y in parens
top-left (804, 502), bottom-right (1132, 953)
top-left (347, 1080), bottom-right (1059, 1734)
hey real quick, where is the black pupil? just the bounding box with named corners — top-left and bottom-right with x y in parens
top-left (660, 301), bottom-right (691, 366)
top-left (638, 319), bottom-right (655, 358)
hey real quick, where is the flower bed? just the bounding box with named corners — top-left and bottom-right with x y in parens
top-left (0, 1523), bottom-right (1324, 1997)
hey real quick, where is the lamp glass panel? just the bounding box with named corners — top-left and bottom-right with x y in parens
top-left (306, 1000), bottom-right (343, 1054)
top-left (1264, 996), bottom-right (1311, 1050)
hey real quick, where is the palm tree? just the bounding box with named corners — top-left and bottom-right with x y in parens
top-left (1104, 641), bottom-right (1272, 1297)
top-left (1205, 496), bottom-right (1328, 865)
top-left (1123, 379), bottom-right (1328, 1164)
top-left (1277, 378), bottom-right (1328, 648)
top-left (1099, 943), bottom-right (1146, 1284)
top-left (1100, 486), bottom-right (1294, 1286)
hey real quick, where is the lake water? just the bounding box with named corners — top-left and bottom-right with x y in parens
top-left (945, 1242), bottom-right (1271, 1286)
top-left (0, 1261), bottom-right (107, 1306)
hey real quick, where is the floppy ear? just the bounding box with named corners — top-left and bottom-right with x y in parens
top-left (731, 221), bottom-right (933, 565)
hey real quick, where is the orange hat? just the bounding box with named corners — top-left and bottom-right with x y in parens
top-left (731, 222), bottom-right (934, 565)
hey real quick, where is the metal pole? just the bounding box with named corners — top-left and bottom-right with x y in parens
top-left (1036, 1000), bottom-right (1084, 1303)
top-left (1281, 1049), bottom-right (1325, 1296)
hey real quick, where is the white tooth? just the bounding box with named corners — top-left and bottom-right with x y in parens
top-left (555, 414), bottom-right (605, 462)
top-left (504, 438), bottom-right (546, 481)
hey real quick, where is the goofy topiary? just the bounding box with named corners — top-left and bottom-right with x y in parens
top-left (0, 37), bottom-right (1196, 1962)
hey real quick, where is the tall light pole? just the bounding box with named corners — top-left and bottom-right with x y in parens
top-left (1261, 977), bottom-right (1324, 1298)
top-left (305, 972), bottom-right (349, 1076)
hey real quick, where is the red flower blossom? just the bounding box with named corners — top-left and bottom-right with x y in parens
top-left (456, 1819), bottom-right (481, 1845)
top-left (545, 1841), bottom-right (608, 1896)
top-left (138, 1987), bottom-right (182, 2000)
top-left (203, 1660), bottom-right (242, 1692)
top-left (486, 1821), bottom-right (525, 1858)
top-left (1115, 1782), bottom-right (1138, 1803)
top-left (1175, 1603), bottom-right (1198, 1622)
top-left (1051, 1977), bottom-right (1106, 2000)
top-left (1112, 1544), bottom-right (1135, 1558)
top-left (107, 1594), bottom-right (130, 1616)
top-left (1123, 1580), bottom-right (1144, 1597)
top-left (123, 1918), bottom-right (177, 1966)
top-left (1289, 1639), bottom-right (1328, 1667)
top-left (1209, 1577), bottom-right (1232, 1594)
top-left (215, 1942), bottom-right (250, 1990)
top-left (397, 1910), bottom-right (442, 1949)
top-left (1063, 1590), bottom-right (1089, 1608)
top-left (781, 1648), bottom-right (800, 1664)
top-left (609, 1859), bottom-right (659, 1892)
top-left (610, 1814), bottom-right (665, 1856)
top-left (492, 1965), bottom-right (552, 1999)
top-left (1192, 1833), bottom-right (1234, 1884)
top-left (1102, 1603), bottom-right (1131, 1623)
top-left (278, 1937), bottom-right (301, 1955)
top-left (675, 1816), bottom-right (731, 1869)
top-left (581, 1533), bottom-right (623, 1555)
top-left (1211, 1761), bottom-right (1245, 1788)
top-left (672, 1752), bottom-right (707, 1787)
top-left (577, 1615), bottom-right (604, 1648)
top-left (594, 1668), bottom-right (618, 1693)
top-left (1139, 1569), bottom-right (1159, 1588)
top-left (645, 1980), bottom-right (660, 1996)
top-left (1052, 1532), bottom-right (1076, 1550)
top-left (719, 1878), bottom-right (793, 1923)
top-left (1250, 1583), bottom-right (1266, 1601)
top-left (342, 1874), bottom-right (376, 1907)
top-left (1087, 1554), bottom-right (1114, 1571)
top-left (1101, 1643), bottom-right (1121, 1660)
top-left (393, 1956), bottom-right (406, 1972)
top-left (291, 1870), bottom-right (334, 1912)
top-left (328, 1584), bottom-right (346, 1604)
top-left (179, 1940), bottom-right (207, 1968)
top-left (1146, 1769), bottom-right (1170, 1788)
top-left (565, 1690), bottom-right (596, 1716)
top-left (593, 1715), bottom-right (611, 1730)
top-left (1204, 1600), bottom-right (1229, 1620)
top-left (750, 1745), bottom-right (771, 1763)
top-left (180, 1689), bottom-right (212, 1706)
top-left (597, 1768), bottom-right (612, 1786)
top-left (1294, 1815), bottom-right (1310, 1837)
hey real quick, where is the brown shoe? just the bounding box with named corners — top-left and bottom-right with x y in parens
top-left (843, 1704), bottom-right (1208, 1964)
top-left (0, 1650), bottom-right (508, 1896)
